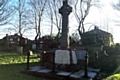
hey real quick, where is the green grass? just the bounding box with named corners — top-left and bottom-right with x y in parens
top-left (0, 52), bottom-right (44, 80)
top-left (1, 52), bottom-right (120, 80)
top-left (0, 52), bottom-right (40, 64)
top-left (103, 73), bottom-right (120, 80)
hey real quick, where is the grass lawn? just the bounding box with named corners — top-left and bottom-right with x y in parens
top-left (103, 73), bottom-right (120, 80)
top-left (1, 52), bottom-right (120, 80)
top-left (0, 52), bottom-right (44, 80)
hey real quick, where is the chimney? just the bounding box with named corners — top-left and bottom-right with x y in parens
top-left (94, 26), bottom-right (98, 30)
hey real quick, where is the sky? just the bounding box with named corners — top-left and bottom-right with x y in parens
top-left (0, 0), bottom-right (120, 43)
top-left (96, 0), bottom-right (120, 43)
top-left (68, 0), bottom-right (120, 43)
top-left (88, 0), bottom-right (120, 43)
top-left (80, 0), bottom-right (120, 43)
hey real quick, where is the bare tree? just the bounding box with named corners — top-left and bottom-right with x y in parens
top-left (46, 0), bottom-right (62, 40)
top-left (29, 0), bottom-right (47, 40)
top-left (46, 0), bottom-right (54, 36)
top-left (0, 0), bottom-right (15, 50)
top-left (112, 1), bottom-right (120, 11)
top-left (0, 0), bottom-right (14, 25)
top-left (73, 0), bottom-right (100, 39)
top-left (8, 0), bottom-right (27, 37)
top-left (7, 0), bottom-right (29, 47)
top-left (52, 0), bottom-right (62, 39)
top-left (73, 0), bottom-right (92, 38)
top-left (111, 0), bottom-right (120, 26)
top-left (16, 0), bottom-right (26, 36)
top-left (9, 0), bottom-right (35, 37)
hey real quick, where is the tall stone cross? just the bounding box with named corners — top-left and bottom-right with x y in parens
top-left (59, 0), bottom-right (72, 49)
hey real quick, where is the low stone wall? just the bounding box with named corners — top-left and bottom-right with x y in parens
top-left (115, 55), bottom-right (120, 69)
top-left (96, 55), bottom-right (117, 70)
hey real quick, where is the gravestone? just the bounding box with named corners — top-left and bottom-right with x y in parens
top-left (55, 49), bottom-right (77, 64)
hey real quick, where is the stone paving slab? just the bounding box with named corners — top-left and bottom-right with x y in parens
top-left (20, 66), bottom-right (100, 80)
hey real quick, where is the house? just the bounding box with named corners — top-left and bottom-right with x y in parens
top-left (81, 26), bottom-right (114, 46)
top-left (7, 34), bottom-right (27, 46)
top-left (2, 34), bottom-right (32, 52)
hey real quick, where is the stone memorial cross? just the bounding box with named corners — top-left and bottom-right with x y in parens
top-left (59, 0), bottom-right (72, 49)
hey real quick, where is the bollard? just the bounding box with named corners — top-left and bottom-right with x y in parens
top-left (26, 51), bottom-right (30, 70)
top-left (83, 51), bottom-right (89, 78)
top-left (52, 52), bottom-right (55, 73)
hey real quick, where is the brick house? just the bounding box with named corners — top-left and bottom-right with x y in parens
top-left (2, 34), bottom-right (31, 52)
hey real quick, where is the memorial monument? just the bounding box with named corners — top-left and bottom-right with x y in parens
top-left (59, 0), bottom-right (89, 77)
top-left (59, 0), bottom-right (72, 49)
top-left (21, 0), bottom-right (100, 79)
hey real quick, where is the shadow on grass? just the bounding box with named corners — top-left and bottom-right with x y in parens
top-left (0, 62), bottom-right (43, 80)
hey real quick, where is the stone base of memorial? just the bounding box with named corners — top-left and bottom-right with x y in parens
top-left (40, 49), bottom-right (79, 72)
